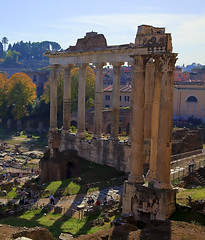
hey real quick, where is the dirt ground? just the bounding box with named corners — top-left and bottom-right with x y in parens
top-left (0, 224), bottom-right (54, 240)
top-left (75, 221), bottom-right (205, 240)
top-left (0, 220), bottom-right (204, 240)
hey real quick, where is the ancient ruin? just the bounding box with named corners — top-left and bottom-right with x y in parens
top-left (43, 25), bottom-right (178, 221)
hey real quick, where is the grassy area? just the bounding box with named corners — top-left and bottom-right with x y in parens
top-left (0, 208), bottom-right (118, 238)
top-left (176, 187), bottom-right (205, 206)
top-left (41, 172), bottom-right (125, 198)
top-left (0, 126), bottom-right (47, 150)
top-left (6, 187), bottom-right (18, 199)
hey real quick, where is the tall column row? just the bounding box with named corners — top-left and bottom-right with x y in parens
top-left (49, 62), bottom-right (124, 140)
top-left (128, 53), bottom-right (177, 189)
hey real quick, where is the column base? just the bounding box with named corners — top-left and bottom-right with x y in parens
top-left (76, 131), bottom-right (86, 139)
top-left (109, 136), bottom-right (119, 141)
top-left (49, 127), bottom-right (57, 132)
top-left (128, 174), bottom-right (144, 184)
top-left (122, 181), bottom-right (176, 222)
top-left (92, 134), bottom-right (102, 140)
top-left (145, 170), bottom-right (156, 183)
top-left (154, 181), bottom-right (173, 190)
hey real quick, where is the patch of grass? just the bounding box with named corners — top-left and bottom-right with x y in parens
top-left (20, 208), bottom-right (42, 220)
top-left (64, 181), bottom-right (81, 195)
top-left (171, 179), bottom-right (181, 186)
top-left (6, 187), bottom-right (18, 199)
top-left (176, 187), bottom-right (205, 205)
top-left (0, 209), bottom-right (119, 239)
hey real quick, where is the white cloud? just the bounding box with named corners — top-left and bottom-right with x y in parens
top-left (42, 12), bottom-right (205, 64)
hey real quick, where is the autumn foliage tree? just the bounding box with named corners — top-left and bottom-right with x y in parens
top-left (0, 73), bottom-right (9, 118)
top-left (0, 73), bottom-right (36, 120)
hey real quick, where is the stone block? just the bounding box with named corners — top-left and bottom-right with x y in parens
top-left (122, 181), bottom-right (176, 222)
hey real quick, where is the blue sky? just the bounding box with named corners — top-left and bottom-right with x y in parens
top-left (1, 0), bottom-right (205, 65)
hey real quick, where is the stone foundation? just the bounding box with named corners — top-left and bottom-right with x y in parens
top-left (122, 181), bottom-right (176, 222)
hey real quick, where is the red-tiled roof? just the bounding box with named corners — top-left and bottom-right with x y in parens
top-left (103, 85), bottom-right (131, 92)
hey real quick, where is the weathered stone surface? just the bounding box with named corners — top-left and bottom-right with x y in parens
top-left (59, 233), bottom-right (73, 240)
top-left (12, 227), bottom-right (55, 240)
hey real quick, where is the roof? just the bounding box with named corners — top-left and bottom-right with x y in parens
top-left (103, 85), bottom-right (132, 92)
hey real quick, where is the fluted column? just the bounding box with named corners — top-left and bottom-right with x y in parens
top-left (128, 55), bottom-right (146, 184)
top-left (146, 56), bottom-right (163, 183)
top-left (154, 54), bottom-right (177, 189)
top-left (50, 64), bottom-right (59, 130)
top-left (111, 62), bottom-right (123, 140)
top-left (93, 62), bottom-right (105, 138)
top-left (63, 64), bottom-right (73, 131)
top-left (77, 63), bottom-right (88, 138)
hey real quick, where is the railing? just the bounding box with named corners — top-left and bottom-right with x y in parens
top-left (171, 149), bottom-right (203, 161)
top-left (170, 158), bottom-right (205, 182)
top-left (171, 151), bottom-right (205, 169)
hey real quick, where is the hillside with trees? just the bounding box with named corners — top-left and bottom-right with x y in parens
top-left (0, 37), bottom-right (61, 69)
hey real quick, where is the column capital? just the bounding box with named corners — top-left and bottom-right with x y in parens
top-left (153, 55), bottom-right (164, 72)
top-left (166, 53), bottom-right (178, 72)
top-left (131, 55), bottom-right (149, 72)
top-left (146, 57), bottom-right (154, 66)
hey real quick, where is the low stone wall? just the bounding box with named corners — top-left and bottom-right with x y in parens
top-left (59, 133), bottom-right (131, 173)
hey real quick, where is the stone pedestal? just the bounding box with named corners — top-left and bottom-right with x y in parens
top-left (122, 181), bottom-right (176, 222)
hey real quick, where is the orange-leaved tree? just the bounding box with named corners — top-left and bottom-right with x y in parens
top-left (0, 73), bottom-right (10, 119)
top-left (7, 73), bottom-right (36, 119)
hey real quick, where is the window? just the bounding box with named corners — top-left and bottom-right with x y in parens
top-left (120, 96), bottom-right (122, 101)
top-left (186, 96), bottom-right (198, 102)
top-left (124, 96), bottom-right (130, 101)
top-left (105, 95), bottom-right (110, 101)
top-left (105, 105), bottom-right (110, 108)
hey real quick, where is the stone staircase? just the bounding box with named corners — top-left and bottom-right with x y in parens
top-left (193, 171), bottom-right (205, 186)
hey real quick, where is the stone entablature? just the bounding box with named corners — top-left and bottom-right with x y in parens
top-left (45, 25), bottom-right (172, 66)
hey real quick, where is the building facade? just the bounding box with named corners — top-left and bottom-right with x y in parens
top-left (173, 83), bottom-right (205, 123)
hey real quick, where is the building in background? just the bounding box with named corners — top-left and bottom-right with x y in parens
top-left (103, 84), bottom-right (131, 108)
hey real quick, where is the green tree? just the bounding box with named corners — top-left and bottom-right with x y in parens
top-left (3, 50), bottom-right (20, 66)
top-left (0, 42), bottom-right (3, 58)
top-left (6, 73), bottom-right (36, 119)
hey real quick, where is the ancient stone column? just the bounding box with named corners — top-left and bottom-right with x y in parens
top-left (50, 64), bottom-right (58, 131)
top-left (93, 62), bottom-right (105, 138)
top-left (128, 55), bottom-right (146, 184)
top-left (63, 64), bottom-right (73, 131)
top-left (144, 58), bottom-right (155, 140)
top-left (146, 56), bottom-right (163, 183)
top-left (77, 63), bottom-right (88, 138)
top-left (144, 58), bottom-right (155, 164)
top-left (111, 62), bottom-right (123, 140)
top-left (154, 54), bottom-right (177, 189)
